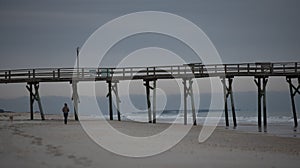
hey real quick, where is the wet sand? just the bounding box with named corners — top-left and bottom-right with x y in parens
top-left (0, 113), bottom-right (300, 168)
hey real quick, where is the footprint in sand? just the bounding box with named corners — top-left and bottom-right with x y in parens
top-left (31, 137), bottom-right (43, 146)
top-left (46, 144), bottom-right (63, 157)
top-left (11, 126), bottom-right (92, 166)
top-left (12, 127), bottom-right (42, 146)
top-left (67, 155), bottom-right (92, 167)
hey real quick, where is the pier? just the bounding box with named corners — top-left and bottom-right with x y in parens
top-left (0, 62), bottom-right (299, 129)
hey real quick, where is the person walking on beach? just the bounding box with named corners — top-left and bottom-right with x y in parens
top-left (62, 103), bottom-right (70, 124)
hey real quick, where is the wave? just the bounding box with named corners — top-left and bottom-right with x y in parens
top-left (79, 110), bottom-right (297, 124)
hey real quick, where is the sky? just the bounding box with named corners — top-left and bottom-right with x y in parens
top-left (0, 0), bottom-right (300, 98)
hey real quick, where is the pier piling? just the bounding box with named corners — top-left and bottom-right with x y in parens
top-left (112, 81), bottom-right (121, 121)
top-left (143, 79), bottom-right (157, 123)
top-left (71, 81), bottom-right (79, 121)
top-left (286, 77), bottom-right (300, 127)
top-left (144, 80), bottom-right (152, 123)
top-left (182, 78), bottom-right (196, 125)
top-left (26, 83), bottom-right (45, 120)
top-left (107, 80), bottom-right (113, 120)
top-left (153, 80), bottom-right (157, 124)
top-left (221, 77), bottom-right (237, 128)
top-left (254, 77), bottom-right (268, 131)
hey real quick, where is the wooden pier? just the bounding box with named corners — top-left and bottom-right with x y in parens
top-left (0, 62), bottom-right (299, 129)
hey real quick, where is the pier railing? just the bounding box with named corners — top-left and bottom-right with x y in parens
top-left (0, 62), bottom-right (299, 83)
top-left (1, 61), bottom-right (300, 128)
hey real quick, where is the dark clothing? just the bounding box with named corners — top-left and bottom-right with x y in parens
top-left (62, 106), bottom-right (70, 113)
top-left (62, 105), bottom-right (70, 124)
top-left (64, 112), bottom-right (68, 124)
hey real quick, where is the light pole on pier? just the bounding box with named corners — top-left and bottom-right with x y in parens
top-left (76, 47), bottom-right (80, 77)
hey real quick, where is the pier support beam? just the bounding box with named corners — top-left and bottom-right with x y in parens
top-left (254, 77), bottom-right (268, 131)
top-left (182, 78), bottom-right (196, 125)
top-left (286, 77), bottom-right (300, 128)
top-left (71, 81), bottom-right (79, 121)
top-left (221, 77), bottom-right (237, 128)
top-left (106, 80), bottom-right (121, 121)
top-left (107, 80), bottom-right (113, 120)
top-left (144, 79), bottom-right (157, 123)
top-left (26, 83), bottom-right (45, 120)
top-left (112, 81), bottom-right (121, 121)
top-left (153, 80), bottom-right (157, 124)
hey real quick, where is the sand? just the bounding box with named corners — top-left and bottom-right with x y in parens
top-left (1, 113), bottom-right (300, 168)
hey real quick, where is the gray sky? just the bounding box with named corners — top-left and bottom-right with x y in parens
top-left (0, 0), bottom-right (299, 98)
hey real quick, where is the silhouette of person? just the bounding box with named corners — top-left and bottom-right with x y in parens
top-left (62, 103), bottom-right (70, 124)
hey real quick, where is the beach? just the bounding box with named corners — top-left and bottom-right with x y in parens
top-left (1, 113), bottom-right (300, 168)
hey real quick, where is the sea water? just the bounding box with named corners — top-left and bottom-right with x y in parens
top-left (80, 109), bottom-right (300, 138)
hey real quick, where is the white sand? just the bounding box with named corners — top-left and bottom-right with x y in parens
top-left (0, 113), bottom-right (300, 168)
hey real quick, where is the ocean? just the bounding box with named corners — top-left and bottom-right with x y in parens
top-left (78, 109), bottom-right (300, 138)
top-left (1, 93), bottom-right (299, 138)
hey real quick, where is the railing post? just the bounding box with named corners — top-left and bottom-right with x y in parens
top-left (8, 70), bottom-right (11, 80)
top-left (247, 64), bottom-right (250, 73)
top-left (215, 65), bottom-right (217, 73)
top-left (33, 69), bottom-right (35, 79)
top-left (58, 69), bottom-right (60, 78)
top-left (270, 63), bottom-right (273, 73)
top-left (255, 64), bottom-right (257, 73)
top-left (146, 68), bottom-right (149, 76)
top-left (81, 68), bottom-right (84, 78)
top-left (97, 68), bottom-right (100, 77)
top-left (191, 65), bottom-right (195, 74)
top-left (110, 68), bottom-right (114, 78)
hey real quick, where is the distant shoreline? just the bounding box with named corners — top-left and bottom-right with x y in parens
top-left (1, 112), bottom-right (299, 139)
